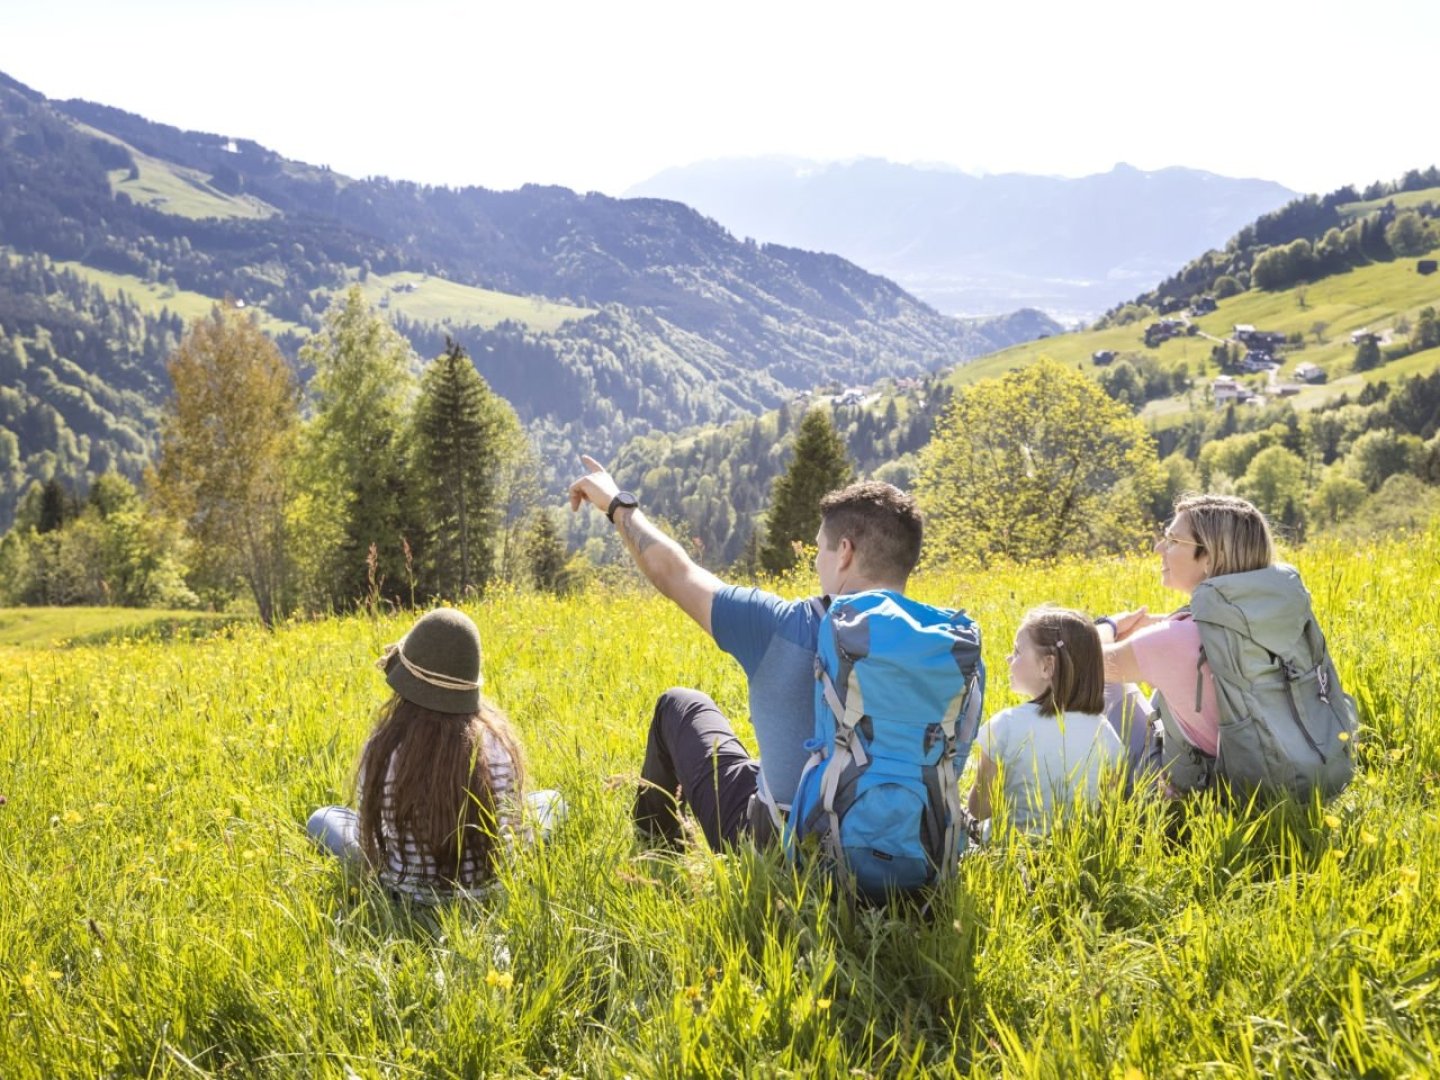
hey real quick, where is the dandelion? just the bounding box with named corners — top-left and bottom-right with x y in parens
top-left (683, 985), bottom-right (702, 1001)
top-left (705, 966), bottom-right (719, 980)
top-left (1389, 746), bottom-right (1409, 761)
top-left (816, 998), bottom-right (832, 1011)
top-left (1398, 866), bottom-right (1420, 887)
top-left (62, 809), bottom-right (83, 826)
top-left (20, 973), bottom-right (37, 992)
top-left (48, 970), bottom-right (62, 981)
top-left (1323, 814), bottom-right (1341, 829)
top-left (485, 970), bottom-right (514, 990)
top-left (1337, 731), bottom-right (1351, 742)
top-left (1360, 830), bottom-right (1379, 846)
top-left (144, 783), bottom-right (159, 794)
top-left (1123, 1068), bottom-right (1146, 1080)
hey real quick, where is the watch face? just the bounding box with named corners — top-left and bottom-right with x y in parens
top-left (608, 492), bottom-right (638, 520)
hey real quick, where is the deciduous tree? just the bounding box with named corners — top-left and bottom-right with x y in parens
top-left (916, 358), bottom-right (1160, 564)
top-left (152, 305), bottom-right (299, 626)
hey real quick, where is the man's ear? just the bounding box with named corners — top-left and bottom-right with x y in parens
top-left (836, 535), bottom-right (856, 570)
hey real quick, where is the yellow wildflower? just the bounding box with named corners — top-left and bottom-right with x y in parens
top-left (485, 970), bottom-right (514, 990)
top-left (1323, 814), bottom-right (1341, 829)
top-left (62, 810), bottom-right (83, 826)
top-left (1360, 830), bottom-right (1379, 846)
top-left (816, 998), bottom-right (833, 1011)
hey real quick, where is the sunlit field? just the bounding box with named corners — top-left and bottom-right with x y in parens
top-left (3, 525), bottom-right (1438, 1077)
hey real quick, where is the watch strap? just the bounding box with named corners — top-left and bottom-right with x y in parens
top-left (606, 491), bottom-right (639, 523)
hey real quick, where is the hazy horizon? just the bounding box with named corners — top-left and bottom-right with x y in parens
top-left (4, 0), bottom-right (1434, 199)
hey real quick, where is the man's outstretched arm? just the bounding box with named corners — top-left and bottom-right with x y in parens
top-left (568, 455), bottom-right (726, 636)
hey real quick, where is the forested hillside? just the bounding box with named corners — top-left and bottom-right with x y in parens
top-left (605, 211), bottom-right (1440, 565)
top-left (0, 70), bottom-right (1056, 525)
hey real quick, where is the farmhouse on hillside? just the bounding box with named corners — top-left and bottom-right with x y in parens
top-left (1212, 375), bottom-right (1256, 405)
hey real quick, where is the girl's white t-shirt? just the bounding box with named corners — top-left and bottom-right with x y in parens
top-left (976, 703), bottom-right (1125, 835)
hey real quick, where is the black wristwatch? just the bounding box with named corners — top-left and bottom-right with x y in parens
top-left (606, 491), bottom-right (639, 522)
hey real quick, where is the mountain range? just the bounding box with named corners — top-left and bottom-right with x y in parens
top-left (627, 158), bottom-right (1298, 322)
top-left (0, 70), bottom-right (1058, 525)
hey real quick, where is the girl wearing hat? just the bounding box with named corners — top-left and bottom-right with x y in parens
top-left (307, 607), bottom-right (561, 901)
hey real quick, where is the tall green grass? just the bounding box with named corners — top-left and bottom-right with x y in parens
top-left (3, 527), bottom-right (1438, 1076)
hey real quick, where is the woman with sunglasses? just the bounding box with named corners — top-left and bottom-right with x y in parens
top-left (1096, 494), bottom-right (1278, 791)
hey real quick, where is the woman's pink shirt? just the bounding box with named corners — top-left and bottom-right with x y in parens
top-left (1128, 614), bottom-right (1221, 756)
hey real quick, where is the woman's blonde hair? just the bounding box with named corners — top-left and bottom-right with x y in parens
top-left (357, 695), bottom-right (526, 883)
top-left (1174, 493), bottom-right (1275, 578)
top-left (1018, 606), bottom-right (1105, 717)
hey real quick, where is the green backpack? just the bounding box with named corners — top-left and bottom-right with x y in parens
top-left (1155, 564), bottom-right (1358, 800)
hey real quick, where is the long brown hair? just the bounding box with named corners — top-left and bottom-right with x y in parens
top-left (1019, 607), bottom-right (1106, 717)
top-left (356, 695), bottom-right (526, 881)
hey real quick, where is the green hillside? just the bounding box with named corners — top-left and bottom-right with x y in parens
top-left (74, 120), bottom-right (279, 222)
top-left (348, 270), bottom-right (595, 333)
top-left (44, 254), bottom-right (304, 336)
top-left (950, 256), bottom-right (1440, 417)
top-left (1338, 184), bottom-right (1440, 221)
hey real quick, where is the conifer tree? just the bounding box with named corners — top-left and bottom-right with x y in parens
top-left (297, 286), bottom-right (418, 609)
top-left (524, 509), bottom-right (571, 594)
top-left (410, 339), bottom-right (524, 598)
top-left (152, 304), bottom-right (299, 626)
top-left (760, 408), bottom-right (853, 574)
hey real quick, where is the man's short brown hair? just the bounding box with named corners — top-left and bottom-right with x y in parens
top-left (818, 481), bottom-right (923, 583)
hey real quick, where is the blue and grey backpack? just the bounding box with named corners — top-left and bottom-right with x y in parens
top-left (786, 590), bottom-right (984, 899)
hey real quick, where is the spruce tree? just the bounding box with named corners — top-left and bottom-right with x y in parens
top-left (525, 509), bottom-right (571, 594)
top-left (410, 339), bottom-right (522, 599)
top-left (760, 408), bottom-right (853, 574)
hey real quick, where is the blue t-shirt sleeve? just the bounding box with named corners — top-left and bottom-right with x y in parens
top-left (712, 585), bottom-right (818, 675)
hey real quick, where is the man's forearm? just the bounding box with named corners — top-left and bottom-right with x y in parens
top-left (613, 508), bottom-right (694, 600)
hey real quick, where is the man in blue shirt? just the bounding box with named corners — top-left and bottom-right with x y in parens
top-left (568, 454), bottom-right (925, 851)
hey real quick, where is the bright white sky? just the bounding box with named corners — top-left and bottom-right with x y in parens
top-left (5, 0), bottom-right (1435, 197)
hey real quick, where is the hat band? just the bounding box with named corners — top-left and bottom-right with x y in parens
top-left (376, 642), bottom-right (483, 692)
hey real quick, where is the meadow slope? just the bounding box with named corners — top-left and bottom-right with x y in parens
top-left (2, 528), bottom-right (1438, 1077)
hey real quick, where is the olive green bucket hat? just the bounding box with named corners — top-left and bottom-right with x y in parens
top-left (377, 608), bottom-right (483, 714)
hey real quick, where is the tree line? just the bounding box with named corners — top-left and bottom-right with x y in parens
top-left (0, 288), bottom-right (574, 620)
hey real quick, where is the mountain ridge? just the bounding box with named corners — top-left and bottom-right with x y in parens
top-left (626, 157), bottom-right (1299, 321)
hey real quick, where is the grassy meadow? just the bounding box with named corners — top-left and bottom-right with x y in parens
top-left (4, 527), bottom-right (1439, 1077)
top-left (31, 254), bottom-right (308, 339)
top-left (351, 272), bottom-right (597, 334)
